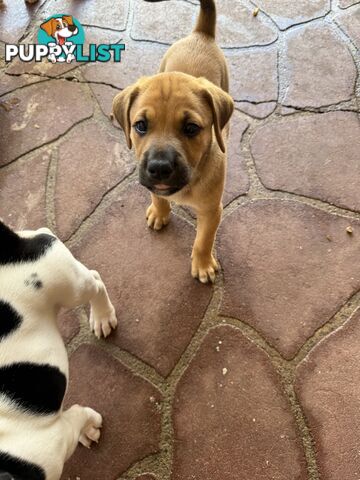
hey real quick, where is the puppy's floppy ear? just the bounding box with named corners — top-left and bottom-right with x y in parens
top-left (40, 18), bottom-right (57, 37)
top-left (112, 84), bottom-right (141, 149)
top-left (199, 79), bottom-right (234, 153)
top-left (62, 15), bottom-right (74, 26)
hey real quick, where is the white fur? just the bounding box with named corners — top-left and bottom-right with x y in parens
top-left (0, 226), bottom-right (117, 479)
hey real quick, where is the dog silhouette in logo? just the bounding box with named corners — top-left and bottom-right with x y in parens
top-left (40, 15), bottom-right (78, 63)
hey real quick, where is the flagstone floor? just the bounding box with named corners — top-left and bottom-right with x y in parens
top-left (0, 0), bottom-right (360, 479)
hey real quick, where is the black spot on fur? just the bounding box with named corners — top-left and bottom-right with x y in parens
top-left (24, 277), bottom-right (43, 290)
top-left (0, 301), bottom-right (22, 341)
top-left (0, 451), bottom-right (45, 480)
top-left (0, 222), bottom-right (56, 265)
top-left (0, 363), bottom-right (66, 415)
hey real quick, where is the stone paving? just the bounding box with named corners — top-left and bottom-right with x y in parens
top-left (0, 0), bottom-right (359, 479)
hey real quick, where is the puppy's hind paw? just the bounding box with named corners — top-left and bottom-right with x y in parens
top-left (79, 408), bottom-right (102, 449)
top-left (89, 305), bottom-right (118, 339)
top-left (146, 204), bottom-right (170, 231)
top-left (191, 254), bottom-right (219, 284)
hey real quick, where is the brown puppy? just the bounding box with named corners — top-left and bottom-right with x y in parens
top-left (113, 0), bottom-right (234, 283)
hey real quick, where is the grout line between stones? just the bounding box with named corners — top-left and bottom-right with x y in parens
top-left (276, 365), bottom-right (321, 480)
top-left (330, 17), bottom-right (360, 107)
top-left (66, 308), bottom-right (165, 389)
top-left (4, 1), bottom-right (359, 477)
top-left (223, 186), bottom-right (360, 222)
top-left (222, 115), bottom-right (360, 222)
top-left (64, 168), bottom-right (138, 249)
top-left (45, 147), bottom-right (57, 232)
top-left (292, 292), bottom-right (360, 366)
top-left (2, 71), bottom-right (122, 92)
top-left (216, 314), bottom-right (321, 479)
top-left (0, 76), bottom-right (52, 98)
top-left (0, 111), bottom-right (94, 170)
top-left (337, 0), bottom-right (360, 9)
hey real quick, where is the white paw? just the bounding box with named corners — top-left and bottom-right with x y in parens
top-left (79, 407), bottom-right (102, 449)
top-left (89, 305), bottom-right (117, 339)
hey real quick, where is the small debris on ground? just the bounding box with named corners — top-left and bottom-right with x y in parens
top-left (222, 367), bottom-right (228, 376)
top-left (346, 226), bottom-right (353, 234)
top-left (0, 97), bottom-right (20, 112)
top-left (253, 6), bottom-right (260, 16)
top-left (326, 235), bottom-right (332, 241)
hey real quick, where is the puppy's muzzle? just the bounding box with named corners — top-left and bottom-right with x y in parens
top-left (139, 146), bottom-right (190, 196)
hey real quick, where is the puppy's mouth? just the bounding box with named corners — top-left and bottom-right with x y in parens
top-left (145, 183), bottom-right (185, 196)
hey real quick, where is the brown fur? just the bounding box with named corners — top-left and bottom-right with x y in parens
top-left (113, 0), bottom-right (234, 283)
top-left (40, 15), bottom-right (75, 38)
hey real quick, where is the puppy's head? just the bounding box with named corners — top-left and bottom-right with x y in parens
top-left (40, 15), bottom-right (78, 45)
top-left (112, 72), bottom-right (234, 196)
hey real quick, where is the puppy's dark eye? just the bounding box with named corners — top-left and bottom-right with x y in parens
top-left (134, 120), bottom-right (148, 135)
top-left (184, 123), bottom-right (201, 137)
top-left (56, 25), bottom-right (61, 30)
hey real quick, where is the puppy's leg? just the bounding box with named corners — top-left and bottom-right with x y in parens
top-left (146, 193), bottom-right (171, 230)
top-left (191, 205), bottom-right (222, 283)
top-left (61, 404), bottom-right (102, 461)
top-left (63, 262), bottom-right (117, 338)
top-left (88, 270), bottom-right (117, 339)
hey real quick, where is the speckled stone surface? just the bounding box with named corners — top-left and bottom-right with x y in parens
top-left (1, 1), bottom-right (359, 478)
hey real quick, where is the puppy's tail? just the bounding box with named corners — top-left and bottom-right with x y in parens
top-left (142, 0), bottom-right (217, 38)
top-left (194, 0), bottom-right (216, 38)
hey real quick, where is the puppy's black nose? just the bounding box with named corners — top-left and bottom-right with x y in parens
top-left (146, 148), bottom-right (177, 181)
top-left (68, 24), bottom-right (77, 32)
top-left (147, 160), bottom-right (173, 180)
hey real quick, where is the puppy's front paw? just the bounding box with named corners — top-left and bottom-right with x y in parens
top-left (89, 305), bottom-right (117, 339)
top-left (191, 253), bottom-right (219, 284)
top-left (146, 204), bottom-right (170, 231)
top-left (79, 408), bottom-right (102, 449)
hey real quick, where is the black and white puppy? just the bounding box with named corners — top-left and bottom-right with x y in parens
top-left (0, 221), bottom-right (117, 480)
